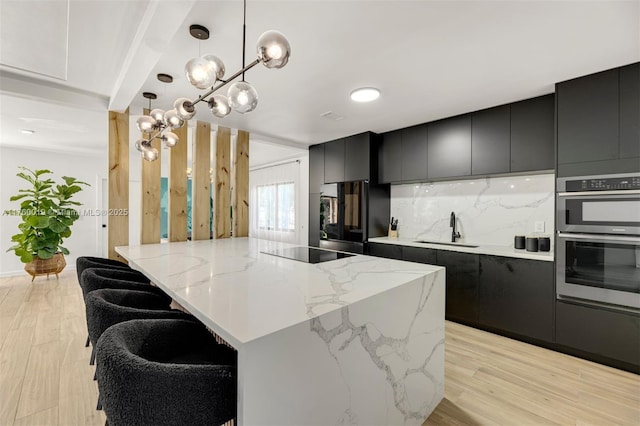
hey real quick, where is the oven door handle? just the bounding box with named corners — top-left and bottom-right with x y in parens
top-left (557, 189), bottom-right (640, 197)
top-left (557, 232), bottom-right (640, 243)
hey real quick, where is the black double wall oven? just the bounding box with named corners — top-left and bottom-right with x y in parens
top-left (556, 173), bottom-right (640, 311)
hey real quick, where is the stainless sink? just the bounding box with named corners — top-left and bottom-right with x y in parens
top-left (414, 240), bottom-right (479, 248)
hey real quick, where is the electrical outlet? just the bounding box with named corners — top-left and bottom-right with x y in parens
top-left (534, 221), bottom-right (545, 233)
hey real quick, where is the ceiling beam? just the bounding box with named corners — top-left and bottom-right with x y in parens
top-left (108, 0), bottom-right (196, 112)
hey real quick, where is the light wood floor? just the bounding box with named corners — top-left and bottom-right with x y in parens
top-left (0, 270), bottom-right (638, 425)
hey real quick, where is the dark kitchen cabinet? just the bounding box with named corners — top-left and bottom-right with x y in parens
top-left (478, 256), bottom-right (554, 343)
top-left (510, 94), bottom-right (555, 172)
top-left (436, 250), bottom-right (479, 325)
top-left (309, 144), bottom-right (324, 193)
top-left (402, 246), bottom-right (437, 265)
top-left (471, 105), bottom-right (510, 175)
top-left (556, 63), bottom-right (640, 176)
top-left (620, 63), bottom-right (640, 159)
top-left (428, 115), bottom-right (472, 179)
top-left (379, 130), bottom-right (402, 183)
top-left (366, 242), bottom-right (402, 260)
top-left (556, 301), bottom-right (640, 372)
top-left (324, 139), bottom-right (345, 183)
top-left (309, 193), bottom-right (320, 247)
top-left (401, 124), bottom-right (428, 181)
top-left (345, 133), bottom-right (370, 182)
top-left (557, 68), bottom-right (619, 165)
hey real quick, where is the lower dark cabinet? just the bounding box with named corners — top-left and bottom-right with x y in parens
top-left (402, 246), bottom-right (437, 264)
top-left (478, 256), bottom-right (554, 343)
top-left (556, 301), bottom-right (640, 372)
top-left (436, 251), bottom-right (479, 325)
top-left (366, 243), bottom-right (402, 260)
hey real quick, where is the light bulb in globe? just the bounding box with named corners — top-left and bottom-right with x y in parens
top-left (228, 81), bottom-right (258, 114)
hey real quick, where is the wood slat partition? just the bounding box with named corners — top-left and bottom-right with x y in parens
top-left (233, 130), bottom-right (249, 237)
top-left (214, 126), bottom-right (231, 238)
top-left (192, 121), bottom-right (211, 240)
top-left (107, 108), bottom-right (129, 262)
top-left (168, 124), bottom-right (188, 242)
top-left (140, 108), bottom-right (161, 244)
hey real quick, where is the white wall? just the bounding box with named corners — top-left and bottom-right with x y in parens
top-left (0, 146), bottom-right (106, 276)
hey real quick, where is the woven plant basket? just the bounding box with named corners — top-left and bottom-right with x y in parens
top-left (24, 253), bottom-right (66, 282)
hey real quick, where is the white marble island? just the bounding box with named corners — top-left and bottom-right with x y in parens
top-left (116, 238), bottom-right (445, 425)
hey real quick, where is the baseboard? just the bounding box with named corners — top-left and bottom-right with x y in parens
top-left (0, 265), bottom-right (76, 278)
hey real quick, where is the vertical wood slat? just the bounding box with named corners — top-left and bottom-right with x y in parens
top-left (214, 127), bottom-right (231, 238)
top-left (192, 121), bottom-right (211, 240)
top-left (168, 124), bottom-right (188, 242)
top-left (233, 130), bottom-right (249, 237)
top-left (140, 108), bottom-right (161, 244)
top-left (108, 108), bottom-right (129, 262)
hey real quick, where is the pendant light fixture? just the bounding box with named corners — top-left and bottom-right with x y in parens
top-left (135, 0), bottom-right (291, 161)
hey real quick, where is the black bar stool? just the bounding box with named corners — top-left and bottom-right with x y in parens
top-left (96, 319), bottom-right (237, 426)
top-left (80, 268), bottom-right (170, 364)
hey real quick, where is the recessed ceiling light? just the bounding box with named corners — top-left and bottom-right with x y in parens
top-left (350, 87), bottom-right (380, 103)
top-left (21, 129), bottom-right (35, 134)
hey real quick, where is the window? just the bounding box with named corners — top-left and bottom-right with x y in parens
top-left (256, 182), bottom-right (295, 232)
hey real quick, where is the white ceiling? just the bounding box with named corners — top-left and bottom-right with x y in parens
top-left (1, 0), bottom-right (639, 159)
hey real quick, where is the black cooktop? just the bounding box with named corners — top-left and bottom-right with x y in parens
top-left (261, 246), bottom-right (355, 264)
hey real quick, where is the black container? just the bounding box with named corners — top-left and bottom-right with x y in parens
top-left (538, 237), bottom-right (551, 252)
top-left (514, 235), bottom-right (526, 249)
top-left (526, 237), bottom-right (539, 252)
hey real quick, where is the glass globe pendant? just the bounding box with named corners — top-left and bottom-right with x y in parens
top-left (185, 57), bottom-right (216, 89)
top-left (149, 109), bottom-right (165, 126)
top-left (202, 54), bottom-right (225, 81)
top-left (256, 30), bottom-right (291, 69)
top-left (136, 116), bottom-right (155, 133)
top-left (174, 98), bottom-right (196, 120)
top-left (162, 132), bottom-right (179, 148)
top-left (134, 138), bottom-right (147, 152)
top-left (227, 81), bottom-right (258, 114)
top-left (142, 146), bottom-right (159, 161)
top-left (208, 94), bottom-right (231, 118)
top-left (164, 109), bottom-right (184, 129)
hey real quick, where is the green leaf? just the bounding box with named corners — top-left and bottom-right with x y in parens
top-left (49, 219), bottom-right (66, 233)
top-left (37, 249), bottom-right (54, 259)
top-left (60, 229), bottom-right (71, 238)
top-left (34, 169), bottom-right (52, 177)
top-left (59, 247), bottom-right (70, 255)
top-left (20, 251), bottom-right (34, 263)
top-left (9, 194), bottom-right (29, 201)
top-left (26, 215), bottom-right (49, 228)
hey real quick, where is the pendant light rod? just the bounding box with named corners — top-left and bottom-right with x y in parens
top-left (242, 0), bottom-right (247, 81)
top-left (192, 59), bottom-right (260, 106)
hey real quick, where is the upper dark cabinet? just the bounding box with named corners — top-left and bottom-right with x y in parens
top-left (345, 133), bottom-right (370, 182)
top-left (620, 63), bottom-right (640, 159)
top-left (471, 105), bottom-right (510, 175)
top-left (557, 62), bottom-right (640, 176)
top-left (317, 132), bottom-right (380, 184)
top-left (401, 124), bottom-right (428, 181)
top-left (428, 115), bottom-right (472, 179)
top-left (510, 94), bottom-right (555, 172)
top-left (309, 144), bottom-right (324, 193)
top-left (324, 139), bottom-right (345, 183)
top-left (557, 68), bottom-right (619, 165)
top-left (379, 130), bottom-right (402, 183)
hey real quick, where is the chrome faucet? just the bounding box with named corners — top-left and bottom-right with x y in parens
top-left (450, 212), bottom-right (461, 242)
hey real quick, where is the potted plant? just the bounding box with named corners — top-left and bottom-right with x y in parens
top-left (6, 167), bottom-right (89, 281)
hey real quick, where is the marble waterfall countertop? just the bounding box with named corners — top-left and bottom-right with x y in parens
top-left (116, 237), bottom-right (446, 424)
top-left (369, 236), bottom-right (554, 261)
top-left (116, 237), bottom-right (443, 347)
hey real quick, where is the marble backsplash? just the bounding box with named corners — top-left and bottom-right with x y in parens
top-left (390, 173), bottom-right (555, 247)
